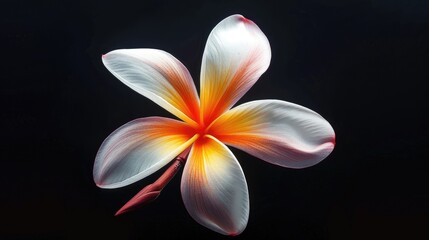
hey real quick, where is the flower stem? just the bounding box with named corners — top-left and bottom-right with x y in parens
top-left (115, 148), bottom-right (191, 216)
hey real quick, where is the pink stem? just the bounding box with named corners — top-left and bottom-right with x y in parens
top-left (115, 148), bottom-right (191, 216)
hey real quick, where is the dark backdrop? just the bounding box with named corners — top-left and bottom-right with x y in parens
top-left (2, 0), bottom-right (428, 239)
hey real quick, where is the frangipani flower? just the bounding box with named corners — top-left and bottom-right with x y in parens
top-left (94, 14), bottom-right (335, 235)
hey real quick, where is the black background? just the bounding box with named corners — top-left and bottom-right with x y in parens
top-left (2, 0), bottom-right (428, 239)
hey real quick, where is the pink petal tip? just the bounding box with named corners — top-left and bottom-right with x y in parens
top-left (238, 15), bottom-right (253, 24)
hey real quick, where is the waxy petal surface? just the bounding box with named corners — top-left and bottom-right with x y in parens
top-left (181, 136), bottom-right (249, 235)
top-left (102, 49), bottom-right (200, 125)
top-left (211, 100), bottom-right (335, 168)
top-left (200, 14), bottom-right (271, 125)
top-left (94, 117), bottom-right (197, 188)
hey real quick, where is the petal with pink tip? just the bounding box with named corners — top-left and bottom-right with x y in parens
top-left (102, 49), bottom-right (200, 125)
top-left (211, 100), bottom-right (335, 168)
top-left (94, 117), bottom-right (198, 188)
top-left (181, 136), bottom-right (249, 236)
top-left (200, 14), bottom-right (271, 124)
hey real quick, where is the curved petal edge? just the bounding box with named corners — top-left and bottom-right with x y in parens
top-left (102, 49), bottom-right (200, 125)
top-left (211, 99), bottom-right (335, 168)
top-left (200, 14), bottom-right (271, 124)
top-left (94, 117), bottom-right (197, 188)
top-left (181, 135), bottom-right (249, 235)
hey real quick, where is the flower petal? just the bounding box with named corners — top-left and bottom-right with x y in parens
top-left (102, 49), bottom-right (200, 125)
top-left (210, 100), bottom-right (335, 168)
top-left (200, 14), bottom-right (271, 124)
top-left (181, 136), bottom-right (249, 236)
top-left (94, 117), bottom-right (198, 189)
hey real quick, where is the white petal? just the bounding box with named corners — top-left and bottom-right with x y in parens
top-left (94, 117), bottom-right (197, 188)
top-left (210, 100), bottom-right (335, 168)
top-left (181, 136), bottom-right (249, 235)
top-left (102, 49), bottom-right (200, 125)
top-left (200, 14), bottom-right (271, 124)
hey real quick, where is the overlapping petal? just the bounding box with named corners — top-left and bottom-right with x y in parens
top-left (94, 117), bottom-right (198, 189)
top-left (200, 14), bottom-right (271, 125)
top-left (102, 49), bottom-right (200, 125)
top-left (210, 100), bottom-right (336, 168)
top-left (181, 136), bottom-right (249, 235)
